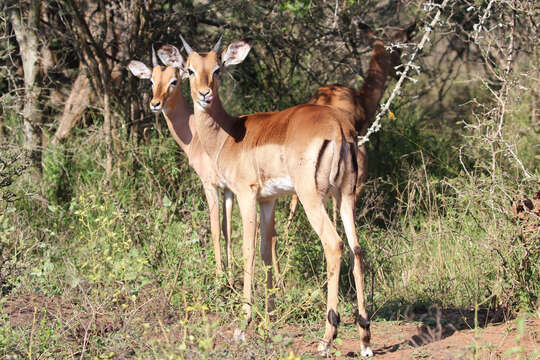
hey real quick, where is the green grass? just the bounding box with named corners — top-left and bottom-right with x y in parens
top-left (0, 98), bottom-right (538, 358)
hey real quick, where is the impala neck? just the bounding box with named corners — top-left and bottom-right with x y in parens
top-left (161, 86), bottom-right (194, 152)
top-left (193, 91), bottom-right (236, 161)
top-left (357, 42), bottom-right (393, 121)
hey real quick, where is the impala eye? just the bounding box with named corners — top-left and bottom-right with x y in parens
top-left (170, 79), bottom-right (178, 87)
top-left (213, 67), bottom-right (221, 76)
top-left (188, 68), bottom-right (195, 76)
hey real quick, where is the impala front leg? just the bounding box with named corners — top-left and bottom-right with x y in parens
top-left (222, 189), bottom-right (234, 280)
top-left (284, 195), bottom-right (298, 237)
top-left (237, 192), bottom-right (258, 324)
top-left (271, 226), bottom-right (280, 291)
top-left (203, 183), bottom-right (223, 276)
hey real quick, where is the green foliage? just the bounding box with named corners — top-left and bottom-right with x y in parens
top-left (1, 80), bottom-right (538, 356)
top-left (5, 75), bottom-right (540, 355)
top-left (279, 0), bottom-right (310, 17)
top-left (1, 0), bottom-right (538, 357)
top-left (42, 145), bottom-right (72, 204)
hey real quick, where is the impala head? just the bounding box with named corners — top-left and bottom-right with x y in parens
top-left (358, 22), bottom-right (416, 80)
top-left (387, 23), bottom-right (416, 79)
top-left (127, 45), bottom-right (184, 113)
top-left (177, 34), bottom-right (253, 110)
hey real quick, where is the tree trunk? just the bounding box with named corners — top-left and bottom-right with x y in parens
top-left (52, 69), bottom-right (92, 144)
top-left (8, 0), bottom-right (43, 172)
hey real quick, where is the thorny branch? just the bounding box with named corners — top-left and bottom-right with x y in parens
top-left (0, 152), bottom-right (27, 208)
top-left (465, 0), bottom-right (532, 179)
top-left (358, 0), bottom-right (450, 146)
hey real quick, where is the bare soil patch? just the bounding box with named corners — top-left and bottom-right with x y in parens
top-left (3, 292), bottom-right (538, 359)
top-left (290, 316), bottom-right (539, 359)
top-left (3, 292), bottom-right (121, 339)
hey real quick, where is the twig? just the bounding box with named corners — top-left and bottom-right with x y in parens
top-left (167, 256), bottom-right (183, 305)
top-left (472, 0), bottom-right (496, 43)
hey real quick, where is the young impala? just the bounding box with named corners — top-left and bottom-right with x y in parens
top-left (161, 36), bottom-right (373, 356)
top-left (309, 22), bottom-right (415, 193)
top-left (128, 47), bottom-right (236, 278)
top-left (286, 23), bottom-right (416, 226)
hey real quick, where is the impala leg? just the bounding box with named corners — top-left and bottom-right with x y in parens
top-left (332, 196), bottom-right (338, 227)
top-left (355, 145), bottom-right (368, 197)
top-left (341, 194), bottom-right (372, 356)
top-left (203, 184), bottom-right (223, 276)
top-left (222, 189), bottom-right (234, 280)
top-left (260, 199), bottom-right (277, 314)
top-left (297, 191), bottom-right (343, 355)
top-left (271, 227), bottom-right (280, 290)
top-left (340, 152), bottom-right (372, 357)
top-left (284, 194), bottom-right (298, 237)
top-left (236, 193), bottom-right (258, 324)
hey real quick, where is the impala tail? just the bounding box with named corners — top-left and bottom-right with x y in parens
top-left (315, 124), bottom-right (357, 196)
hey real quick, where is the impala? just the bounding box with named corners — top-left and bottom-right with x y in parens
top-left (287, 23), bottom-right (416, 226)
top-left (163, 36), bottom-right (373, 356)
top-left (309, 22), bottom-right (415, 192)
top-left (128, 47), bottom-right (236, 278)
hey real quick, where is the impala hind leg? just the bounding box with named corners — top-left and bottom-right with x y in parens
top-left (355, 145), bottom-right (368, 197)
top-left (340, 193), bottom-right (372, 357)
top-left (296, 191), bottom-right (343, 355)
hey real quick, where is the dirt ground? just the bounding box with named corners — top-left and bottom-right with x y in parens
top-left (288, 316), bottom-right (539, 359)
top-left (3, 292), bottom-right (539, 359)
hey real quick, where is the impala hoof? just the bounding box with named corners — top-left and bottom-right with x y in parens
top-left (360, 346), bottom-right (373, 357)
top-left (317, 341), bottom-right (329, 357)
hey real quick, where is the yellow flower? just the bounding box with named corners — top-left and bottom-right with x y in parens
top-left (286, 351), bottom-right (300, 360)
top-left (388, 111), bottom-right (395, 119)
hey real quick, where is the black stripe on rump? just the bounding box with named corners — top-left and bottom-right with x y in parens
top-left (314, 139), bottom-right (330, 188)
top-left (349, 142), bottom-right (358, 190)
top-left (349, 143), bottom-right (358, 174)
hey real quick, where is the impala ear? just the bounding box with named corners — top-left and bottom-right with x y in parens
top-left (221, 39), bottom-right (253, 67)
top-left (392, 23), bottom-right (417, 43)
top-left (128, 60), bottom-right (152, 79)
top-left (158, 44), bottom-right (186, 70)
top-left (357, 21), bottom-right (376, 39)
top-left (405, 22), bottom-right (417, 41)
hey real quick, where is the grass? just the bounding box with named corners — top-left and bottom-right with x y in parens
top-left (0, 97), bottom-right (538, 358)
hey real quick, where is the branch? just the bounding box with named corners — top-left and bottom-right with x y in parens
top-left (358, 0), bottom-right (451, 146)
top-left (65, 1), bottom-right (111, 91)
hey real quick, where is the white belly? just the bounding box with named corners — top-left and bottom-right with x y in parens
top-left (259, 177), bottom-right (295, 198)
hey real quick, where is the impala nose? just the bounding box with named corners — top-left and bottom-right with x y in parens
top-left (150, 100), bottom-right (161, 112)
top-left (199, 89), bottom-right (213, 101)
